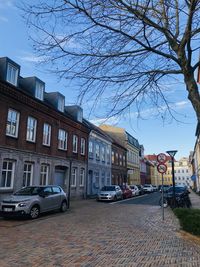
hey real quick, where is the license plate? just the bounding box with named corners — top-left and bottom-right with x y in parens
top-left (3, 208), bottom-right (13, 212)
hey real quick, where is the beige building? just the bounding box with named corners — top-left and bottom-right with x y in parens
top-left (99, 125), bottom-right (140, 185)
top-left (192, 124), bottom-right (200, 192)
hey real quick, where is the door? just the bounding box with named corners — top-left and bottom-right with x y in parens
top-left (54, 170), bottom-right (65, 188)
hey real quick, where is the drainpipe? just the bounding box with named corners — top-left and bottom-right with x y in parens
top-left (67, 159), bottom-right (72, 209)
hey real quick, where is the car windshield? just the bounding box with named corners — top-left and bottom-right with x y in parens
top-left (14, 187), bottom-right (43, 196)
top-left (144, 185), bottom-right (151, 187)
top-left (167, 187), bottom-right (185, 193)
top-left (101, 186), bottom-right (115, 191)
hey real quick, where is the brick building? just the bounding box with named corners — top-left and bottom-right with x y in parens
top-left (0, 57), bottom-right (90, 200)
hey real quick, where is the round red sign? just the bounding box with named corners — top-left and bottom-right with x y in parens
top-left (157, 153), bottom-right (167, 163)
top-left (157, 163), bottom-right (167, 174)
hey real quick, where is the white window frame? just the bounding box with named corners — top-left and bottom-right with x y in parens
top-left (58, 129), bottom-right (68, 150)
top-left (71, 167), bottom-right (77, 187)
top-left (23, 162), bottom-right (33, 187)
top-left (26, 116), bottom-right (37, 142)
top-left (6, 63), bottom-right (18, 86)
top-left (101, 147), bottom-right (105, 162)
top-left (81, 138), bottom-right (86, 155)
top-left (40, 164), bottom-right (49, 185)
top-left (43, 123), bottom-right (51, 146)
top-left (35, 81), bottom-right (44, 101)
top-left (96, 144), bottom-right (100, 161)
top-left (1, 160), bottom-right (15, 189)
top-left (6, 108), bottom-right (20, 138)
top-left (80, 168), bottom-right (85, 187)
top-left (73, 135), bottom-right (78, 153)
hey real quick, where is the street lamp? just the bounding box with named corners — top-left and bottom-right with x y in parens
top-left (166, 150), bottom-right (177, 208)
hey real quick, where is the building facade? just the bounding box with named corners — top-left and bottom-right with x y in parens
top-left (0, 57), bottom-right (90, 200)
top-left (99, 125), bottom-right (140, 185)
top-left (84, 121), bottom-right (112, 197)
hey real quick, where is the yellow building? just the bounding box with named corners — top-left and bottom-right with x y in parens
top-left (99, 125), bottom-right (140, 185)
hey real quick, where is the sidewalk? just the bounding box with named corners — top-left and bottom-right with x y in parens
top-left (190, 190), bottom-right (200, 209)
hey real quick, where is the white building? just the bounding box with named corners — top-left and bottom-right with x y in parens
top-left (174, 157), bottom-right (192, 188)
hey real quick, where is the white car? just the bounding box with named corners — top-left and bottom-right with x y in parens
top-left (143, 184), bottom-right (154, 193)
top-left (129, 185), bottom-right (140, 196)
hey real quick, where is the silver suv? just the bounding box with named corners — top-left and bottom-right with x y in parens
top-left (0, 185), bottom-right (68, 219)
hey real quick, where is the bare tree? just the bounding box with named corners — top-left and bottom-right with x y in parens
top-left (21, 0), bottom-right (200, 122)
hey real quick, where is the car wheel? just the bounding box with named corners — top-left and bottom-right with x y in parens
top-left (60, 200), bottom-right (68, 212)
top-left (114, 195), bottom-right (117, 201)
top-left (30, 205), bottom-right (40, 219)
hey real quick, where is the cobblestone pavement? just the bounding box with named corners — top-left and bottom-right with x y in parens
top-left (0, 198), bottom-right (200, 267)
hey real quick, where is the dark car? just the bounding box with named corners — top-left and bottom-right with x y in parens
top-left (120, 185), bottom-right (132, 199)
top-left (0, 185), bottom-right (68, 219)
top-left (136, 185), bottom-right (144, 195)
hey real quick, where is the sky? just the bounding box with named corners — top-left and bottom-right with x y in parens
top-left (0, 0), bottom-right (197, 160)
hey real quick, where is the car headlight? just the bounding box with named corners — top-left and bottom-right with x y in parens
top-left (18, 203), bottom-right (27, 207)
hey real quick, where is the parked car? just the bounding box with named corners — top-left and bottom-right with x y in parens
top-left (160, 185), bottom-right (191, 208)
top-left (97, 185), bottom-right (123, 201)
top-left (0, 185), bottom-right (68, 219)
top-left (159, 185), bottom-right (170, 193)
top-left (120, 185), bottom-right (133, 199)
top-left (152, 185), bottom-right (158, 192)
top-left (129, 185), bottom-right (140, 196)
top-left (143, 184), bottom-right (154, 193)
top-left (136, 185), bottom-right (144, 195)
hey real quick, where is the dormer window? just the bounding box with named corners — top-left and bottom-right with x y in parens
top-left (35, 81), bottom-right (44, 101)
top-left (6, 63), bottom-right (18, 86)
top-left (58, 96), bottom-right (64, 112)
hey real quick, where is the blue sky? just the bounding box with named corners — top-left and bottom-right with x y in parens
top-left (0, 0), bottom-right (197, 159)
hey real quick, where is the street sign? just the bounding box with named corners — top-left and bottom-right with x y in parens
top-left (157, 153), bottom-right (167, 163)
top-left (157, 163), bottom-right (167, 174)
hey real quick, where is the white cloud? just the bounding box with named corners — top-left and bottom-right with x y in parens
top-left (90, 116), bottom-right (119, 126)
top-left (19, 54), bottom-right (48, 63)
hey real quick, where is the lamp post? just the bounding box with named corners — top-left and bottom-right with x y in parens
top-left (166, 150), bottom-right (177, 208)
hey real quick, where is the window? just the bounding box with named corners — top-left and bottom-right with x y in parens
top-left (52, 186), bottom-right (61, 194)
top-left (23, 162), bottom-right (33, 187)
top-left (107, 172), bottom-right (110, 185)
top-left (26, 116), bottom-right (37, 142)
top-left (35, 81), bottom-right (44, 101)
top-left (73, 135), bottom-right (78, 153)
top-left (123, 155), bottom-right (126, 166)
top-left (101, 171), bottom-right (105, 186)
top-left (6, 63), bottom-right (18, 86)
top-left (116, 153), bottom-right (119, 165)
top-left (71, 168), bottom-right (77, 187)
top-left (6, 109), bottom-right (20, 138)
top-left (43, 123), bottom-right (51, 146)
top-left (40, 164), bottom-right (49, 185)
top-left (102, 147), bottom-right (105, 162)
top-left (119, 154), bottom-right (122, 166)
top-left (112, 151), bottom-right (115, 164)
top-left (96, 144), bottom-right (100, 161)
top-left (182, 170), bottom-right (184, 173)
top-left (80, 168), bottom-right (85, 186)
top-left (58, 129), bottom-right (68, 150)
top-left (89, 141), bottom-right (93, 158)
top-left (94, 171), bottom-right (100, 188)
top-left (81, 138), bottom-right (86, 155)
top-left (106, 148), bottom-right (110, 164)
top-left (1, 160), bottom-right (15, 188)
top-left (58, 96), bottom-right (64, 112)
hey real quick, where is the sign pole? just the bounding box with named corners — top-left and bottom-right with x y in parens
top-left (162, 173), bottom-right (164, 221)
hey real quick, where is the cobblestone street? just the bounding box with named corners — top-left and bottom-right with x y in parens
top-left (0, 197), bottom-right (200, 267)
